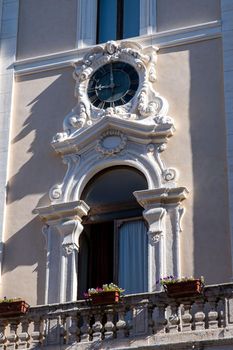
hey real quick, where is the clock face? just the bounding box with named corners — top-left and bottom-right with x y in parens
top-left (87, 62), bottom-right (139, 109)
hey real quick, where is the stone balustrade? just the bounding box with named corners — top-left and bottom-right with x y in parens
top-left (1, 283), bottom-right (233, 349)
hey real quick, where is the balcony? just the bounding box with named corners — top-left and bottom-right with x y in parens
top-left (1, 283), bottom-right (233, 350)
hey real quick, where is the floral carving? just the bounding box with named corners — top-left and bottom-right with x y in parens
top-left (137, 88), bottom-right (163, 118)
top-left (63, 243), bottom-right (77, 256)
top-left (96, 130), bottom-right (127, 156)
top-left (52, 131), bottom-right (69, 143)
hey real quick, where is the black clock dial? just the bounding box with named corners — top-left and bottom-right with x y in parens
top-left (87, 62), bottom-right (139, 109)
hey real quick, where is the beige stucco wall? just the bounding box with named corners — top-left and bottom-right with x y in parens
top-left (17, 0), bottom-right (77, 60)
top-left (2, 35), bottom-right (231, 304)
top-left (157, 0), bottom-right (220, 32)
top-left (1, 67), bottom-right (76, 305)
top-left (157, 37), bottom-right (231, 284)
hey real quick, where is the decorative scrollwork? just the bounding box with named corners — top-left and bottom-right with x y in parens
top-left (155, 114), bottom-right (174, 125)
top-left (69, 103), bottom-right (88, 129)
top-left (52, 131), bottom-right (69, 143)
top-left (49, 184), bottom-right (63, 201)
top-left (138, 88), bottom-right (162, 117)
top-left (163, 168), bottom-right (177, 181)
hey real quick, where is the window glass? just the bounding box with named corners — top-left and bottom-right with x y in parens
top-left (97, 0), bottom-right (117, 43)
top-left (123, 0), bottom-right (140, 39)
top-left (81, 166), bottom-right (147, 206)
top-left (97, 0), bottom-right (140, 44)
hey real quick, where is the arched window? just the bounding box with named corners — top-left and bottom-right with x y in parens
top-left (78, 166), bottom-right (148, 297)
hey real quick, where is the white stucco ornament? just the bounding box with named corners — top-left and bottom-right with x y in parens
top-left (35, 41), bottom-right (189, 303)
top-left (96, 130), bottom-right (127, 155)
top-left (51, 41), bottom-right (173, 145)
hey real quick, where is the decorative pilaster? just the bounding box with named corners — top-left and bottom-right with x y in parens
top-left (134, 187), bottom-right (188, 291)
top-left (58, 219), bottom-right (84, 302)
top-left (35, 200), bottom-right (89, 303)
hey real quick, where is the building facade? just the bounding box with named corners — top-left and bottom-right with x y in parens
top-left (1, 1), bottom-right (233, 349)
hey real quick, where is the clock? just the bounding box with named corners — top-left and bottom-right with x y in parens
top-left (87, 61), bottom-right (139, 109)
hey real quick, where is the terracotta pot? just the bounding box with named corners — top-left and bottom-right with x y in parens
top-left (0, 300), bottom-right (29, 317)
top-left (164, 279), bottom-right (204, 298)
top-left (90, 291), bottom-right (120, 305)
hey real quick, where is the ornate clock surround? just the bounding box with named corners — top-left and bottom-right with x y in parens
top-left (35, 41), bottom-right (189, 304)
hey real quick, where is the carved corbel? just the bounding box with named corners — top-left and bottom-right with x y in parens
top-left (56, 219), bottom-right (84, 254)
top-left (143, 207), bottom-right (166, 245)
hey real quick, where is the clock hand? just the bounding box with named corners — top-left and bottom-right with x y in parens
top-left (110, 64), bottom-right (114, 88)
top-left (88, 85), bottom-right (110, 92)
top-left (96, 84), bottom-right (118, 90)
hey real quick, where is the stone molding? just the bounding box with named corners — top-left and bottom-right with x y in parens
top-left (13, 21), bottom-right (221, 76)
top-left (35, 41), bottom-right (189, 302)
top-left (34, 200), bottom-right (89, 222)
top-left (37, 201), bottom-right (89, 303)
top-left (134, 187), bottom-right (189, 286)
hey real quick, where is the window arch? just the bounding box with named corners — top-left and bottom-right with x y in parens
top-left (78, 166), bottom-right (148, 297)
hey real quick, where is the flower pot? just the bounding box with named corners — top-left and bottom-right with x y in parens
top-left (0, 300), bottom-right (29, 317)
top-left (90, 291), bottom-right (120, 305)
top-left (164, 279), bottom-right (203, 298)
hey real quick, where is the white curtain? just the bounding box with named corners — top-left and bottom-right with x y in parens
top-left (118, 219), bottom-right (148, 294)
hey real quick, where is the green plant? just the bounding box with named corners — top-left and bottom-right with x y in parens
top-left (157, 276), bottom-right (205, 286)
top-left (84, 283), bottom-right (125, 298)
top-left (0, 297), bottom-right (23, 303)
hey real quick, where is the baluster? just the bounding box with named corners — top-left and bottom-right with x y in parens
top-left (6, 321), bottom-right (18, 350)
top-left (167, 302), bottom-right (180, 333)
top-left (153, 302), bottom-right (167, 334)
top-left (148, 302), bottom-right (154, 335)
top-left (91, 311), bottom-right (103, 342)
top-left (217, 298), bottom-right (225, 328)
top-left (207, 297), bottom-right (218, 329)
top-left (0, 321), bottom-right (7, 350)
top-left (30, 316), bottom-right (42, 348)
top-left (80, 312), bottom-right (91, 343)
top-left (194, 299), bottom-right (205, 330)
top-left (181, 301), bottom-right (192, 332)
top-left (60, 314), bottom-right (66, 345)
top-left (18, 319), bottom-right (30, 349)
top-left (104, 309), bottom-right (115, 340)
top-left (116, 309), bottom-right (127, 338)
top-left (68, 313), bottom-right (78, 345)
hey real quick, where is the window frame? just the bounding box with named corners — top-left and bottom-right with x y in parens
top-left (76, 0), bottom-right (157, 48)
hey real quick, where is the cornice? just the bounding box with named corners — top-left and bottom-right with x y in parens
top-left (14, 20), bottom-right (221, 76)
top-left (134, 187), bottom-right (189, 207)
top-left (51, 115), bottom-right (175, 155)
top-left (34, 200), bottom-right (90, 222)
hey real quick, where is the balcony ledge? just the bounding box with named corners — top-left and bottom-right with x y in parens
top-left (1, 283), bottom-right (233, 350)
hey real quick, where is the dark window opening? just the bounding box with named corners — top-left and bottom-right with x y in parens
top-left (78, 166), bottom-right (148, 298)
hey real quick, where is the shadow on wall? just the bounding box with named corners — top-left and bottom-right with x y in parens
top-left (188, 39), bottom-right (232, 283)
top-left (3, 217), bottom-right (46, 304)
top-left (7, 68), bottom-right (76, 206)
top-left (158, 39), bottom-right (231, 285)
top-left (4, 68), bottom-right (76, 304)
